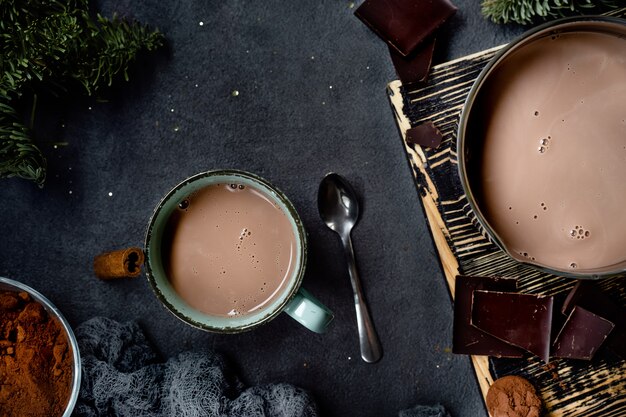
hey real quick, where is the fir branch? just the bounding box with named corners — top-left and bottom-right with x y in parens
top-left (481, 0), bottom-right (619, 25)
top-left (0, 101), bottom-right (46, 186)
top-left (0, 0), bottom-right (163, 186)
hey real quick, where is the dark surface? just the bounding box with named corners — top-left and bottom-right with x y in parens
top-left (0, 1), bottom-right (527, 416)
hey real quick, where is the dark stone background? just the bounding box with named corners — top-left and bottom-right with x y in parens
top-left (0, 1), bottom-right (529, 416)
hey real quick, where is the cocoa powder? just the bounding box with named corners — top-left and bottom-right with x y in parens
top-left (486, 375), bottom-right (543, 417)
top-left (0, 290), bottom-right (73, 417)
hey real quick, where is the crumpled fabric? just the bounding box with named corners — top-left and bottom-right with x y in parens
top-left (73, 317), bottom-right (452, 417)
top-left (73, 317), bottom-right (318, 417)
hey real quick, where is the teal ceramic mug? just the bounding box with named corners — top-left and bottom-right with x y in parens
top-left (144, 170), bottom-right (333, 333)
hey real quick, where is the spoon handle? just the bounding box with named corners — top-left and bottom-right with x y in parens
top-left (341, 234), bottom-right (382, 363)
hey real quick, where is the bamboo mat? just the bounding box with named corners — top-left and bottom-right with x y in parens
top-left (387, 9), bottom-right (626, 417)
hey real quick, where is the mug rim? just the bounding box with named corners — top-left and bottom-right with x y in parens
top-left (457, 16), bottom-right (626, 279)
top-left (144, 169), bottom-right (308, 333)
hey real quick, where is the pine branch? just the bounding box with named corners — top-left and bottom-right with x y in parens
top-left (481, 0), bottom-right (619, 25)
top-left (0, 0), bottom-right (163, 186)
top-left (0, 101), bottom-right (46, 186)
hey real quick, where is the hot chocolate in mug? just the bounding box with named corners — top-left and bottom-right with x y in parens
top-left (144, 170), bottom-right (333, 333)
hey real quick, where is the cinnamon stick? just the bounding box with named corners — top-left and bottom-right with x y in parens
top-left (94, 247), bottom-right (144, 280)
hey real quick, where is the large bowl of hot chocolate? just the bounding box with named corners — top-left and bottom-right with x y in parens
top-left (458, 17), bottom-right (626, 278)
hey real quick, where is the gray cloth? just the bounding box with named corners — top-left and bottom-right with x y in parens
top-left (73, 317), bottom-right (451, 417)
top-left (74, 317), bottom-right (319, 417)
top-left (399, 404), bottom-right (452, 417)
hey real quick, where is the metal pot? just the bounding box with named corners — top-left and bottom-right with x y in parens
top-left (457, 16), bottom-right (626, 279)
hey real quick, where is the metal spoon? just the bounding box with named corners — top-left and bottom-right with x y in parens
top-left (318, 173), bottom-right (382, 363)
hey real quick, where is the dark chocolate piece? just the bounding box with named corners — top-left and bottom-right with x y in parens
top-left (471, 290), bottom-right (553, 363)
top-left (354, 0), bottom-right (457, 57)
top-left (552, 306), bottom-right (614, 360)
top-left (405, 121), bottom-right (444, 150)
top-left (562, 281), bottom-right (626, 359)
top-left (453, 276), bottom-right (524, 357)
top-left (389, 37), bottom-right (436, 85)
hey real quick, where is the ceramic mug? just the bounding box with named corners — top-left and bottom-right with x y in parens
top-left (144, 170), bottom-right (334, 333)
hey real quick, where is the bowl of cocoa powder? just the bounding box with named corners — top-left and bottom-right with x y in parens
top-left (0, 277), bottom-right (81, 417)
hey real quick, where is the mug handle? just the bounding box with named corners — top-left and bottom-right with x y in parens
top-left (284, 288), bottom-right (334, 333)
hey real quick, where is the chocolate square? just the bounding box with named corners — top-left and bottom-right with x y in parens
top-left (552, 306), bottom-right (614, 360)
top-left (389, 37), bottom-right (436, 85)
top-left (354, 0), bottom-right (457, 57)
top-left (453, 276), bottom-right (524, 357)
top-left (405, 121), bottom-right (443, 150)
top-left (562, 281), bottom-right (626, 359)
top-left (471, 291), bottom-right (554, 363)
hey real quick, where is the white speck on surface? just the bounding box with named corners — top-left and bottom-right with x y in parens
top-left (436, 365), bottom-right (440, 368)
top-left (329, 85), bottom-right (333, 89)
top-left (311, 56), bottom-right (315, 60)
top-left (53, 145), bottom-right (57, 149)
top-left (231, 90), bottom-right (240, 97)
top-left (173, 126), bottom-right (180, 132)
top-left (195, 84), bottom-right (198, 88)
top-left (348, 356), bottom-right (351, 360)
top-left (69, 190), bottom-right (73, 194)
top-left (322, 101), bottom-right (326, 105)
top-left (199, 21), bottom-right (204, 26)
top-left (366, 66), bottom-right (370, 70)
top-left (61, 124), bottom-right (65, 128)
top-left (108, 192), bottom-right (113, 197)
top-left (88, 106), bottom-right (92, 110)
top-left (170, 108), bottom-right (175, 112)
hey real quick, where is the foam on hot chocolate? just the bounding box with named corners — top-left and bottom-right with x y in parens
top-left (163, 183), bottom-right (297, 317)
top-left (475, 29), bottom-right (626, 272)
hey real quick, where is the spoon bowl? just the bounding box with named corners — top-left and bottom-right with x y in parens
top-left (318, 173), bottom-right (360, 235)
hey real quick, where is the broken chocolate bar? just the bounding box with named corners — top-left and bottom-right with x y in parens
top-left (389, 37), bottom-right (436, 85)
top-left (471, 290), bottom-right (554, 363)
top-left (552, 306), bottom-right (614, 360)
top-left (562, 281), bottom-right (626, 359)
top-left (453, 276), bottom-right (524, 357)
top-left (354, 0), bottom-right (457, 57)
top-left (406, 121), bottom-right (444, 150)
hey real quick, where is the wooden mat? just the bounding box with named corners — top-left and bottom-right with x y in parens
top-left (387, 9), bottom-right (626, 417)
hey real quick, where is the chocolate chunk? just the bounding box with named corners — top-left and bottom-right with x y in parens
top-left (562, 281), bottom-right (626, 359)
top-left (486, 375), bottom-right (542, 417)
top-left (406, 121), bottom-right (444, 149)
top-left (354, 0), bottom-right (457, 57)
top-left (389, 37), bottom-right (436, 84)
top-left (552, 306), bottom-right (614, 360)
top-left (471, 291), bottom-right (554, 363)
top-left (453, 276), bottom-right (524, 357)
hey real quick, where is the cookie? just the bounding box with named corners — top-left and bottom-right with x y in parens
top-left (486, 375), bottom-right (542, 417)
